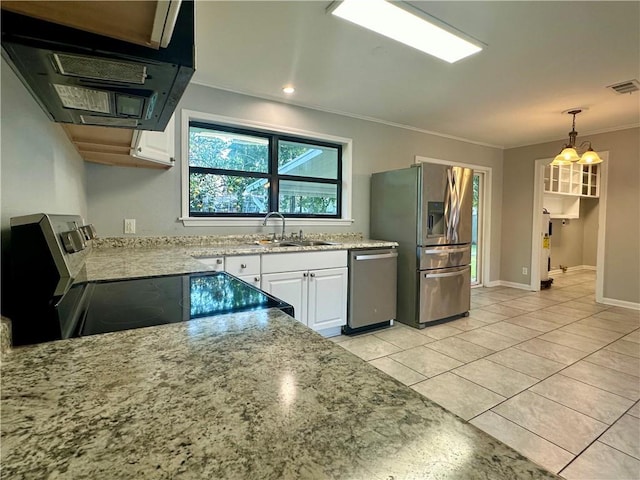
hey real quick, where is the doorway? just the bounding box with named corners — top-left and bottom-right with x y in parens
top-left (530, 153), bottom-right (608, 301)
top-left (471, 172), bottom-right (484, 285)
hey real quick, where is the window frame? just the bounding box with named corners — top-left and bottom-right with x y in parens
top-left (180, 110), bottom-right (354, 227)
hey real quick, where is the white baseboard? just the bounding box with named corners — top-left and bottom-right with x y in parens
top-left (549, 265), bottom-right (596, 275)
top-left (485, 280), bottom-right (532, 290)
top-left (600, 297), bottom-right (640, 311)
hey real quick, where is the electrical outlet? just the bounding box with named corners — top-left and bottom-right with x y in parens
top-left (522, 267), bottom-right (528, 275)
top-left (124, 218), bottom-right (136, 234)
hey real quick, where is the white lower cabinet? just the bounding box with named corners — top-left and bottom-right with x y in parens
top-left (261, 267), bottom-right (347, 330)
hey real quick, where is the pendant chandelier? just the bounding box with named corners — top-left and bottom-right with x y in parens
top-left (550, 109), bottom-right (602, 166)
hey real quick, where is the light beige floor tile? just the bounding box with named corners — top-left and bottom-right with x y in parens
top-left (425, 337), bottom-right (494, 363)
top-left (480, 292), bottom-right (522, 303)
top-left (373, 326), bottom-right (434, 349)
top-left (470, 295), bottom-right (500, 306)
top-left (562, 361), bottom-right (640, 400)
top-left (420, 323), bottom-right (464, 340)
top-left (495, 288), bottom-right (530, 298)
top-left (515, 338), bottom-right (587, 365)
top-left (606, 339), bottom-right (640, 358)
top-left (338, 335), bottom-right (401, 361)
top-left (560, 441), bottom-right (640, 480)
top-left (628, 401), bottom-right (640, 418)
top-left (559, 323), bottom-right (625, 343)
top-left (559, 300), bottom-right (609, 314)
top-left (445, 317), bottom-right (488, 331)
top-left (538, 330), bottom-right (609, 353)
top-left (624, 330), bottom-right (640, 344)
top-left (493, 391), bottom-right (608, 454)
top-left (542, 305), bottom-right (592, 320)
top-left (529, 374), bottom-right (635, 424)
top-left (601, 307), bottom-right (640, 320)
top-left (595, 309), bottom-right (640, 322)
top-left (327, 334), bottom-right (350, 343)
top-left (482, 304), bottom-right (530, 318)
top-left (577, 316), bottom-right (639, 334)
top-left (599, 414), bottom-right (640, 460)
top-left (526, 309), bottom-right (577, 325)
top-left (467, 309), bottom-right (509, 324)
top-left (505, 315), bottom-right (561, 333)
top-left (389, 346), bottom-right (463, 378)
top-left (483, 321), bottom-right (540, 341)
top-left (584, 350), bottom-right (640, 377)
top-left (516, 295), bottom-right (563, 308)
top-left (412, 373), bottom-right (504, 420)
top-left (485, 348), bottom-right (565, 380)
top-left (453, 359), bottom-right (538, 397)
top-left (471, 411), bottom-right (574, 474)
top-left (457, 329), bottom-right (521, 350)
top-left (368, 357), bottom-right (426, 386)
top-left (498, 299), bottom-right (543, 312)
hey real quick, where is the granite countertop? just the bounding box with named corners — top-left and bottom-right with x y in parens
top-left (81, 236), bottom-right (397, 282)
top-left (1, 309), bottom-right (558, 480)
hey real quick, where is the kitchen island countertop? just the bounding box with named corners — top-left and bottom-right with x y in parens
top-left (1, 308), bottom-right (559, 479)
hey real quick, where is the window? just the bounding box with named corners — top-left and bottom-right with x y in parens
top-left (188, 122), bottom-right (342, 218)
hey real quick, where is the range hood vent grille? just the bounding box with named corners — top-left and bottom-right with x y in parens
top-left (54, 53), bottom-right (147, 84)
top-left (607, 79), bottom-right (640, 95)
top-left (80, 115), bottom-right (138, 127)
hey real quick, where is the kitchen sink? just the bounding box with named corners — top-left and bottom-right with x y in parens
top-left (247, 240), bottom-right (337, 248)
top-left (291, 240), bottom-right (336, 246)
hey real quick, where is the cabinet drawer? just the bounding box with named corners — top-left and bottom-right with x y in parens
top-left (225, 255), bottom-right (261, 276)
top-left (262, 251), bottom-right (347, 274)
top-left (196, 256), bottom-right (225, 271)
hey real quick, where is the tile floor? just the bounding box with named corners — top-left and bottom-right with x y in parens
top-left (332, 270), bottom-right (640, 479)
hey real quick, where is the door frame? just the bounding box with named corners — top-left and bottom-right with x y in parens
top-left (530, 152), bottom-right (608, 301)
top-left (415, 156), bottom-right (493, 287)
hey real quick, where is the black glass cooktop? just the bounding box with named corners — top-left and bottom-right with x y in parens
top-left (76, 272), bottom-right (293, 337)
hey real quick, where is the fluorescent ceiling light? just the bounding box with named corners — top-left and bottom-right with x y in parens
top-left (328, 0), bottom-right (483, 63)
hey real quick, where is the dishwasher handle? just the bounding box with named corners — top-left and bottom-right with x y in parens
top-left (354, 251), bottom-right (398, 261)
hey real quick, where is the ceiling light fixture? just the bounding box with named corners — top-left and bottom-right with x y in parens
top-left (550, 109), bottom-right (602, 166)
top-left (327, 0), bottom-right (483, 63)
top-left (282, 86), bottom-right (295, 94)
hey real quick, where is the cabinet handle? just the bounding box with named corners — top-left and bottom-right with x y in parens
top-left (216, 259), bottom-right (223, 265)
top-left (303, 272), bottom-right (308, 277)
top-left (240, 263), bottom-right (247, 268)
top-left (137, 147), bottom-right (142, 153)
top-left (310, 272), bottom-right (316, 277)
top-left (254, 277), bottom-right (260, 282)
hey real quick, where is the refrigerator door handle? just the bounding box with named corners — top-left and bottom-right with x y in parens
top-left (423, 247), bottom-right (469, 255)
top-left (424, 268), bottom-right (468, 279)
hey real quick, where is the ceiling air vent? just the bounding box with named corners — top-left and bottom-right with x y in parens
top-left (607, 79), bottom-right (640, 95)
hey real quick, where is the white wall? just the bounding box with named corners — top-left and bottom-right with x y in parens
top-left (86, 84), bottom-right (505, 282)
top-left (1, 60), bottom-right (87, 312)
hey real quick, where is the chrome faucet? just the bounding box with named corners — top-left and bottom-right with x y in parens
top-left (262, 212), bottom-right (286, 241)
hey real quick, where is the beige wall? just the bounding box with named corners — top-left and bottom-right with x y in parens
top-left (503, 127), bottom-right (640, 304)
top-left (1, 61), bottom-right (87, 312)
top-left (581, 198), bottom-right (599, 267)
top-left (86, 84), bottom-right (505, 282)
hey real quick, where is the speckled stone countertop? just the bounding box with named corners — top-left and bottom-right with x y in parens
top-left (81, 234), bottom-right (397, 282)
top-left (1, 309), bottom-right (558, 480)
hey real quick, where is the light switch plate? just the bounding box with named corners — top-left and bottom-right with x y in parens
top-left (124, 218), bottom-right (136, 234)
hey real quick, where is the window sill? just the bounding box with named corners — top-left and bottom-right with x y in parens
top-left (179, 217), bottom-right (355, 227)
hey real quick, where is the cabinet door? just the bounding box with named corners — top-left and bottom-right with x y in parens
top-left (132, 114), bottom-right (175, 165)
top-left (261, 271), bottom-right (308, 324)
top-left (307, 267), bottom-right (347, 331)
top-left (196, 257), bottom-right (225, 272)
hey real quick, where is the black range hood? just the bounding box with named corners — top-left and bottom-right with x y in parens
top-left (1, 1), bottom-right (195, 131)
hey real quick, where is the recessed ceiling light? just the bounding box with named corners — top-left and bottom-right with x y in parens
top-left (282, 86), bottom-right (295, 94)
top-left (327, 0), bottom-right (483, 63)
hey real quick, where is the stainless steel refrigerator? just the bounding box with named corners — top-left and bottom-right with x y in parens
top-left (370, 163), bottom-right (473, 328)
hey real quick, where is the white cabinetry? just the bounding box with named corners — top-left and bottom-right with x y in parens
top-left (131, 114), bottom-right (175, 166)
top-left (543, 163), bottom-right (600, 219)
top-left (195, 256), bottom-right (225, 272)
top-left (261, 251), bottom-right (348, 332)
top-left (225, 255), bottom-right (261, 288)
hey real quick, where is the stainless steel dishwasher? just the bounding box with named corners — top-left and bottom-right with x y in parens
top-left (343, 248), bottom-right (398, 334)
